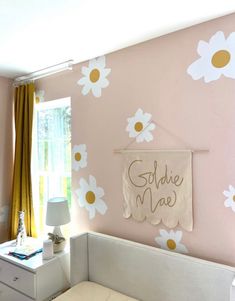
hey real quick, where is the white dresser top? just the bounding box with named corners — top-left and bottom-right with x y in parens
top-left (0, 237), bottom-right (68, 272)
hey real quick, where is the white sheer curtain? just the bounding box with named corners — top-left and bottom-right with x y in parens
top-left (32, 97), bottom-right (71, 237)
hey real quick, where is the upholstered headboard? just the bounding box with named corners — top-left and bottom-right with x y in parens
top-left (70, 232), bottom-right (235, 301)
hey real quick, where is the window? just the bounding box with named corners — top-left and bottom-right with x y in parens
top-left (32, 97), bottom-right (71, 237)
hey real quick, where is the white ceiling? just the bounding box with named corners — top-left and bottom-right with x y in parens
top-left (1, 0), bottom-right (234, 79)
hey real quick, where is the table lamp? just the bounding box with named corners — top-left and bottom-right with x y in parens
top-left (46, 197), bottom-right (71, 252)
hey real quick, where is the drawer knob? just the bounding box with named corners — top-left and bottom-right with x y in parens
top-left (13, 276), bottom-right (19, 281)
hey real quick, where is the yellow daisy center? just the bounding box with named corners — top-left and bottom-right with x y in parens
top-left (167, 239), bottom-right (176, 250)
top-left (233, 195), bottom-right (235, 202)
top-left (134, 122), bottom-right (143, 132)
top-left (86, 191), bottom-right (96, 204)
top-left (211, 50), bottom-right (231, 68)
top-left (90, 68), bottom-right (100, 83)
top-left (75, 152), bottom-right (81, 162)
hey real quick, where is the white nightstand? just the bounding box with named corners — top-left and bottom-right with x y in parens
top-left (0, 238), bottom-right (70, 301)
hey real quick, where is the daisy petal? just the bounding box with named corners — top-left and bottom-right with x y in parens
top-left (197, 40), bottom-right (210, 56)
top-left (80, 160), bottom-right (87, 168)
top-left (77, 77), bottom-right (87, 85)
top-left (224, 61), bottom-right (235, 79)
top-left (177, 243), bottom-right (188, 254)
top-left (223, 190), bottom-right (230, 197)
top-left (209, 31), bottom-right (225, 47)
top-left (96, 199), bottom-right (108, 215)
top-left (227, 32), bottom-right (235, 44)
top-left (175, 231), bottom-right (183, 242)
top-left (97, 56), bottom-right (106, 68)
top-left (136, 133), bottom-right (145, 143)
top-left (187, 58), bottom-right (208, 81)
top-left (102, 68), bottom-right (111, 77)
top-left (159, 229), bottom-right (168, 237)
top-left (79, 178), bottom-right (88, 189)
top-left (135, 108), bottom-right (144, 118)
top-left (204, 66), bottom-right (221, 83)
top-left (129, 131), bottom-right (138, 138)
top-left (146, 123), bottom-right (156, 131)
top-left (96, 187), bottom-right (104, 198)
top-left (77, 195), bottom-right (85, 207)
top-left (89, 58), bottom-right (97, 69)
top-left (81, 66), bottom-right (90, 76)
top-left (143, 112), bottom-right (152, 122)
top-left (155, 237), bottom-right (165, 247)
top-left (92, 86), bottom-right (102, 98)
top-left (89, 175), bottom-right (97, 188)
top-left (100, 78), bottom-right (109, 88)
top-left (224, 199), bottom-right (232, 207)
top-left (82, 84), bottom-right (91, 95)
top-left (229, 185), bottom-right (235, 193)
top-left (88, 206), bottom-right (96, 219)
top-left (143, 131), bottom-right (153, 142)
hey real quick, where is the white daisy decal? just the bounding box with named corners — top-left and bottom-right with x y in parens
top-left (0, 205), bottom-right (9, 224)
top-left (72, 144), bottom-right (88, 171)
top-left (223, 185), bottom-right (235, 212)
top-left (75, 175), bottom-right (107, 219)
top-left (126, 108), bottom-right (155, 143)
top-left (77, 55), bottom-right (111, 98)
top-left (187, 31), bottom-right (235, 83)
top-left (155, 229), bottom-right (188, 254)
top-left (35, 90), bottom-right (45, 103)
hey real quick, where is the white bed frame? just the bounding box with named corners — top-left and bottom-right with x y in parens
top-left (70, 232), bottom-right (235, 301)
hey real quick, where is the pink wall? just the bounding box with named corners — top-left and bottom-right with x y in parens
top-left (36, 13), bottom-right (235, 266)
top-left (0, 76), bottom-right (13, 242)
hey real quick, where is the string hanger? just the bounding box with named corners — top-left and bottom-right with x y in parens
top-left (114, 118), bottom-right (209, 154)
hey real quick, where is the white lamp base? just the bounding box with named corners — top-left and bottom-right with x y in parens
top-left (52, 226), bottom-right (66, 253)
top-left (53, 226), bottom-right (63, 237)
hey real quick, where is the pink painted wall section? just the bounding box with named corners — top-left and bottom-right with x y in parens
top-left (36, 13), bottom-right (235, 266)
top-left (0, 76), bottom-right (13, 242)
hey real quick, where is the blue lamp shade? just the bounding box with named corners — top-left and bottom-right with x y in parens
top-left (46, 197), bottom-right (71, 226)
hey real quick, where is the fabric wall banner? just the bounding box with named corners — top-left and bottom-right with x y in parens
top-left (122, 150), bottom-right (193, 231)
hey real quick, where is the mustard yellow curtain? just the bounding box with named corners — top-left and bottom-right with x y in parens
top-left (10, 83), bottom-right (37, 239)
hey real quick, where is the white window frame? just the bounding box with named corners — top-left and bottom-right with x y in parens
top-left (32, 97), bottom-right (71, 237)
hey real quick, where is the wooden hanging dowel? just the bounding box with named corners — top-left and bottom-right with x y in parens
top-left (113, 149), bottom-right (209, 154)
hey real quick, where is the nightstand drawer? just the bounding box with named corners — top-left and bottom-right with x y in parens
top-left (0, 281), bottom-right (33, 301)
top-left (0, 258), bottom-right (36, 298)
